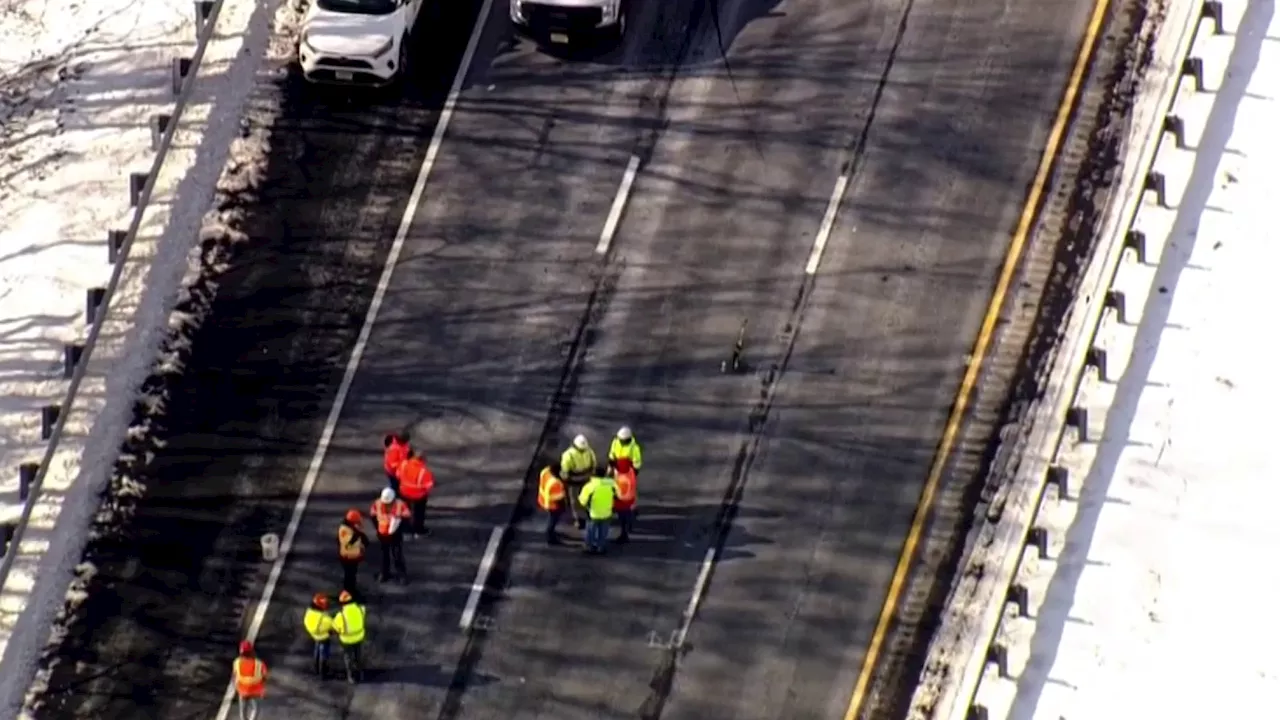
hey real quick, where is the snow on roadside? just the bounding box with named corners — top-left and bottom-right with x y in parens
top-left (0, 0), bottom-right (298, 714)
top-left (974, 0), bottom-right (1280, 717)
top-left (13, 0), bottom-right (305, 715)
top-left (0, 0), bottom-right (194, 514)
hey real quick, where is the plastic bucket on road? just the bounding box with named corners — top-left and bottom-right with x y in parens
top-left (260, 533), bottom-right (280, 562)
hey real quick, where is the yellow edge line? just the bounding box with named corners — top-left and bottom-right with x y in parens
top-left (840, 0), bottom-right (1113, 715)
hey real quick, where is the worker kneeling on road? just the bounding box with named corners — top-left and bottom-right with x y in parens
top-left (303, 593), bottom-right (334, 677)
top-left (536, 461), bottom-right (567, 545)
top-left (232, 640), bottom-right (268, 720)
top-left (578, 470), bottom-right (617, 554)
top-left (560, 434), bottom-right (597, 530)
top-left (331, 590), bottom-right (366, 684)
top-left (396, 449), bottom-right (435, 538)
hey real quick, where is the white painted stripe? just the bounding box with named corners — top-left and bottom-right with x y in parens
top-left (675, 546), bottom-right (717, 650)
top-left (459, 525), bottom-right (505, 631)
top-left (212, 0), bottom-right (496, 715)
top-left (806, 173), bottom-right (851, 275)
top-left (596, 154), bottom-right (642, 255)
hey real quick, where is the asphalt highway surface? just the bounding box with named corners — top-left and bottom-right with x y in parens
top-left (32, 0), bottom-right (1098, 717)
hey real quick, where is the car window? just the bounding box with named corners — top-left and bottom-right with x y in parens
top-left (315, 0), bottom-right (398, 15)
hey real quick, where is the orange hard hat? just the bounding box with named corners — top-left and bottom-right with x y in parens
top-left (312, 592), bottom-right (328, 609)
top-left (239, 640), bottom-right (254, 655)
top-left (345, 509), bottom-right (362, 524)
top-left (338, 590), bottom-right (353, 604)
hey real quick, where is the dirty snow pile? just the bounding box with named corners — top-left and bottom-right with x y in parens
top-left (973, 1), bottom-right (1280, 718)
top-left (0, 0), bottom-right (287, 713)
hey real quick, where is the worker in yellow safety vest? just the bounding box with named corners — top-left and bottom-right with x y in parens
top-left (559, 434), bottom-right (597, 530)
top-left (577, 472), bottom-right (617, 555)
top-left (608, 426), bottom-right (642, 543)
top-left (608, 426), bottom-right (643, 475)
top-left (536, 461), bottom-right (567, 545)
top-left (331, 590), bottom-right (366, 684)
top-left (303, 593), bottom-right (334, 677)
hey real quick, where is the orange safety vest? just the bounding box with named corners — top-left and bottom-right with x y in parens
top-left (384, 438), bottom-right (410, 475)
top-left (613, 468), bottom-right (637, 510)
top-left (370, 499), bottom-right (410, 537)
top-left (337, 522), bottom-right (365, 560)
top-left (537, 467), bottom-right (565, 511)
top-left (233, 656), bottom-right (267, 698)
top-left (396, 457), bottom-right (435, 501)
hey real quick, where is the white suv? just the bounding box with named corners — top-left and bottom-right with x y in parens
top-left (298, 0), bottom-right (423, 86)
top-left (509, 0), bottom-right (625, 45)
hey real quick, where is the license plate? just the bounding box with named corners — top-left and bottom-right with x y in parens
top-left (335, 70), bottom-right (354, 81)
top-left (550, 32), bottom-right (569, 44)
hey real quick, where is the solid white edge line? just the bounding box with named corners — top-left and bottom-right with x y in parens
top-left (213, 0), bottom-right (495, 715)
top-left (806, 173), bottom-right (851, 275)
top-left (596, 154), bottom-right (642, 254)
top-left (459, 525), bottom-right (505, 631)
top-left (674, 546), bottom-right (716, 650)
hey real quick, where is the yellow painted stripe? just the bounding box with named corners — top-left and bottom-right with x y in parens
top-left (840, 0), bottom-right (1114, 716)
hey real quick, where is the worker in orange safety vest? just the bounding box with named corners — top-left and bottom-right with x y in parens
top-left (337, 509), bottom-right (369, 593)
top-left (370, 487), bottom-right (410, 584)
top-left (383, 432), bottom-right (412, 491)
top-left (232, 640), bottom-right (268, 720)
top-left (536, 461), bottom-right (566, 545)
top-left (395, 450), bottom-right (435, 539)
top-left (612, 465), bottom-right (638, 543)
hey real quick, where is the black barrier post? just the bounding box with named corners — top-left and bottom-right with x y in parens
top-left (1181, 56), bottom-right (1205, 92)
top-left (1163, 114), bottom-right (1186, 149)
top-left (149, 114), bottom-right (171, 151)
top-left (1066, 406), bottom-right (1088, 443)
top-left (1047, 464), bottom-right (1070, 500)
top-left (1124, 229), bottom-right (1148, 265)
top-left (18, 463), bottom-right (37, 502)
top-left (1144, 171), bottom-right (1167, 208)
top-left (1006, 583), bottom-right (1030, 618)
top-left (107, 229), bottom-right (127, 264)
top-left (41, 405), bottom-right (61, 440)
top-left (63, 343), bottom-right (84, 378)
top-left (172, 57), bottom-right (193, 95)
top-left (86, 287), bottom-right (106, 325)
top-left (1202, 0), bottom-right (1224, 34)
top-left (1086, 346), bottom-right (1108, 382)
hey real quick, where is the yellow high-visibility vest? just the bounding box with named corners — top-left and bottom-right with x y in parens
top-left (333, 603), bottom-right (366, 645)
top-left (303, 608), bottom-right (332, 641)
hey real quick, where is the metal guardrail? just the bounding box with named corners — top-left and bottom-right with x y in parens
top-left (0, 0), bottom-right (228, 592)
top-left (905, 0), bottom-right (1227, 718)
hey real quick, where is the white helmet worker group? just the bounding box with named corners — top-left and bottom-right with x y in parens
top-left (560, 427), bottom-right (642, 485)
top-left (573, 427), bottom-right (632, 447)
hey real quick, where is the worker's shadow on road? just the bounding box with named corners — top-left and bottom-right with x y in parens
top-left (605, 502), bottom-right (778, 562)
top-left (358, 663), bottom-right (497, 689)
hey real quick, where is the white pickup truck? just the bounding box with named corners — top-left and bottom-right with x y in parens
top-left (298, 0), bottom-right (423, 86)
top-left (509, 0), bottom-right (626, 45)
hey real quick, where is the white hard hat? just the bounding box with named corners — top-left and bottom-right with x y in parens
top-left (573, 434), bottom-right (589, 450)
top-left (617, 426), bottom-right (632, 441)
top-left (380, 487), bottom-right (396, 504)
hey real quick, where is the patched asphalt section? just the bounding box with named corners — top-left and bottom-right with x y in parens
top-left (22, 0), bottom-right (483, 715)
top-left (854, 0), bottom-right (1165, 715)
